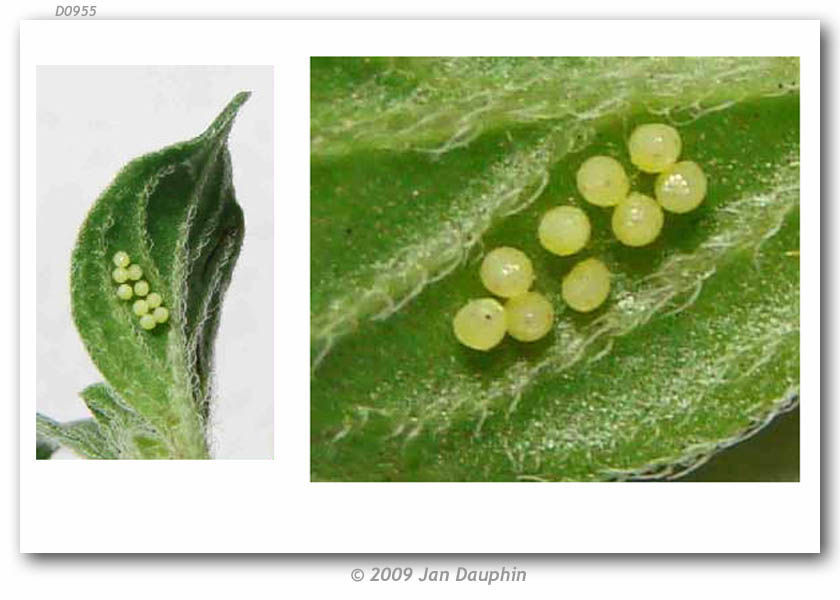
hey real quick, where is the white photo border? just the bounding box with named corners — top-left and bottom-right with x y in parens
top-left (20, 19), bottom-right (819, 553)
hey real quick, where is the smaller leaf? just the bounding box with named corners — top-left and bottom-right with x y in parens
top-left (80, 383), bottom-right (169, 459)
top-left (36, 414), bottom-right (117, 459)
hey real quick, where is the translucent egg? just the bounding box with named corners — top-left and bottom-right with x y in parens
top-left (133, 280), bottom-right (150, 297)
top-left (538, 206), bottom-right (591, 256)
top-left (139, 314), bottom-right (157, 330)
top-left (153, 307), bottom-right (170, 324)
top-left (561, 258), bottom-right (612, 313)
top-left (453, 298), bottom-right (507, 351)
top-left (611, 192), bottom-right (664, 247)
top-left (479, 247), bottom-right (534, 298)
top-left (505, 291), bottom-right (554, 342)
top-left (146, 292), bottom-right (162, 309)
top-left (576, 156), bottom-right (630, 207)
top-left (112, 267), bottom-right (129, 284)
top-left (132, 299), bottom-right (149, 316)
top-left (628, 123), bottom-right (682, 173)
top-left (654, 160), bottom-right (707, 213)
top-left (112, 251), bottom-right (130, 268)
top-left (116, 284), bottom-right (133, 300)
top-left (127, 264), bottom-right (143, 281)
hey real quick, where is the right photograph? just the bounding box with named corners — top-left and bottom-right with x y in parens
top-left (310, 57), bottom-right (800, 482)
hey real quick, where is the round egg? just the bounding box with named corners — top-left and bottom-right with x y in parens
top-left (479, 247), bottom-right (535, 298)
top-left (146, 292), bottom-right (163, 309)
top-left (628, 123), bottom-right (682, 173)
top-left (139, 314), bottom-right (157, 330)
top-left (655, 160), bottom-right (707, 213)
top-left (538, 206), bottom-right (591, 256)
top-left (453, 298), bottom-right (507, 351)
top-left (112, 267), bottom-right (129, 284)
top-left (116, 284), bottom-right (133, 300)
top-left (505, 291), bottom-right (554, 342)
top-left (133, 280), bottom-right (150, 297)
top-left (576, 156), bottom-right (630, 207)
top-left (561, 258), bottom-right (612, 313)
top-left (132, 299), bottom-right (149, 316)
top-left (127, 264), bottom-right (143, 281)
top-left (611, 192), bottom-right (665, 247)
top-left (112, 251), bottom-right (131, 268)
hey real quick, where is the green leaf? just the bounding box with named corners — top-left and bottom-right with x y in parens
top-left (66, 93), bottom-right (249, 459)
top-left (81, 383), bottom-right (170, 459)
top-left (36, 414), bottom-right (116, 459)
top-left (310, 57), bottom-right (800, 481)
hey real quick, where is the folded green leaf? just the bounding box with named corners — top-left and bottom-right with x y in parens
top-left (310, 57), bottom-right (800, 481)
top-left (67, 93), bottom-right (249, 459)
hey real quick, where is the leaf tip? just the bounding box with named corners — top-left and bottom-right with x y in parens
top-left (201, 91), bottom-right (252, 142)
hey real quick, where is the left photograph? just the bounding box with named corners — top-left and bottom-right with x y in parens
top-left (35, 66), bottom-right (274, 459)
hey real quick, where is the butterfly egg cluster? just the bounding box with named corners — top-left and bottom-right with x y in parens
top-left (453, 122), bottom-right (707, 352)
top-left (453, 247), bottom-right (554, 351)
top-left (573, 123), bottom-right (707, 249)
top-left (111, 251), bottom-right (169, 331)
top-left (534, 201), bottom-right (613, 312)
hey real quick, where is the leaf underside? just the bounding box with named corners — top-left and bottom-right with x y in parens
top-left (43, 93), bottom-right (249, 460)
top-left (310, 57), bottom-right (800, 481)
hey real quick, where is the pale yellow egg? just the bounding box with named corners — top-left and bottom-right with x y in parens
top-left (132, 299), bottom-right (149, 316)
top-left (561, 258), bottom-right (612, 313)
top-left (146, 292), bottom-right (162, 309)
top-left (127, 264), bottom-right (143, 281)
top-left (116, 283), bottom-right (133, 300)
top-left (139, 314), bottom-right (157, 330)
top-left (479, 247), bottom-right (534, 298)
top-left (576, 156), bottom-right (630, 207)
top-left (538, 206), bottom-right (591, 256)
top-left (112, 251), bottom-right (131, 268)
top-left (453, 298), bottom-right (507, 351)
top-left (112, 267), bottom-right (129, 284)
top-left (628, 123), bottom-right (682, 173)
top-left (134, 281), bottom-right (150, 297)
top-left (655, 160), bottom-right (707, 214)
top-left (611, 192), bottom-right (664, 247)
top-left (505, 291), bottom-right (554, 342)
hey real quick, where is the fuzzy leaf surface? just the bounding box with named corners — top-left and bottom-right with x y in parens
top-left (80, 383), bottom-right (170, 459)
top-left (69, 93), bottom-right (249, 459)
top-left (36, 414), bottom-right (116, 459)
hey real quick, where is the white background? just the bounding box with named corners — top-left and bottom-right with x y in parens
top-left (36, 66), bottom-right (274, 459)
top-left (0, 3), bottom-right (833, 599)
